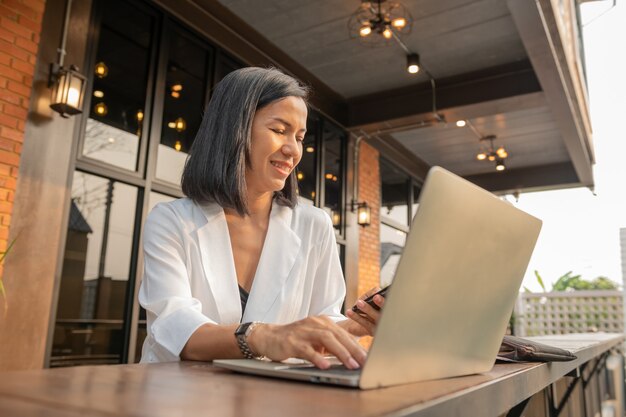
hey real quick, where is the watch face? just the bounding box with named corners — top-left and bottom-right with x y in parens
top-left (235, 322), bottom-right (250, 336)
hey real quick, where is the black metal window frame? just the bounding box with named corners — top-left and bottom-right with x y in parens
top-left (53, 0), bottom-right (349, 365)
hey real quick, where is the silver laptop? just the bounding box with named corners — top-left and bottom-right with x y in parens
top-left (214, 166), bottom-right (542, 389)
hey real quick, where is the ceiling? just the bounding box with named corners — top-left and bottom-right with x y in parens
top-left (218, 0), bottom-right (528, 98)
top-left (206, 0), bottom-right (593, 192)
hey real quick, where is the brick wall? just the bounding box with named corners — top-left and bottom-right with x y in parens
top-left (357, 142), bottom-right (381, 297)
top-left (0, 0), bottom-right (44, 274)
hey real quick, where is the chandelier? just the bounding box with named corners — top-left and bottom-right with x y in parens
top-left (348, 0), bottom-right (413, 47)
top-left (476, 135), bottom-right (508, 172)
top-left (456, 120), bottom-right (509, 172)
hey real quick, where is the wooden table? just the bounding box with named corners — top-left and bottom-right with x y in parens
top-left (0, 333), bottom-right (622, 417)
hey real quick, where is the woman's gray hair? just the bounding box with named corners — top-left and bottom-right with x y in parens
top-left (181, 67), bottom-right (309, 215)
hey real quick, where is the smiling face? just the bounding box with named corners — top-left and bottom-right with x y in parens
top-left (245, 96), bottom-right (308, 201)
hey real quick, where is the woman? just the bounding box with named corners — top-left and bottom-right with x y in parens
top-left (139, 67), bottom-right (384, 370)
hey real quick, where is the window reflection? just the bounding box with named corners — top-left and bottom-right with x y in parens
top-left (52, 171), bottom-right (138, 367)
top-left (156, 27), bottom-right (210, 184)
top-left (380, 224), bottom-right (407, 287)
top-left (134, 192), bottom-right (177, 362)
top-left (380, 157), bottom-right (409, 226)
top-left (297, 114), bottom-right (318, 204)
top-left (323, 122), bottom-right (344, 233)
top-left (412, 183), bottom-right (421, 220)
top-left (82, 1), bottom-right (154, 171)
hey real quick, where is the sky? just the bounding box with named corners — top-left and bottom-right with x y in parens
top-left (516, 1), bottom-right (626, 292)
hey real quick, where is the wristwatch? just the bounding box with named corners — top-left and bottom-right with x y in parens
top-left (235, 321), bottom-right (261, 359)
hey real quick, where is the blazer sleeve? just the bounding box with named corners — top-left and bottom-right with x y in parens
top-left (138, 203), bottom-right (214, 359)
top-left (307, 213), bottom-right (347, 323)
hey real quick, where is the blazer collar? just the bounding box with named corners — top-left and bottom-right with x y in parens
top-left (195, 201), bottom-right (301, 324)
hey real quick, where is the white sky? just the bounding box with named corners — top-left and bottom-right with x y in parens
top-left (517, 1), bottom-right (626, 291)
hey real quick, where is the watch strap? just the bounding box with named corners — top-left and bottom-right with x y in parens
top-left (235, 321), bottom-right (260, 359)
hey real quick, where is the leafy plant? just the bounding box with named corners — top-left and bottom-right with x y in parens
top-left (0, 236), bottom-right (18, 313)
top-left (530, 270), bottom-right (619, 292)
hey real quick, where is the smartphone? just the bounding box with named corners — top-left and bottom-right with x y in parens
top-left (351, 286), bottom-right (390, 315)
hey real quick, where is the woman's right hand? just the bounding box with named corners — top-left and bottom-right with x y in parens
top-left (247, 316), bottom-right (367, 370)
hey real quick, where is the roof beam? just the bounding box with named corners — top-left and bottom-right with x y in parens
top-left (464, 162), bottom-right (580, 194)
top-left (348, 60), bottom-right (541, 129)
top-left (507, 0), bottom-right (594, 187)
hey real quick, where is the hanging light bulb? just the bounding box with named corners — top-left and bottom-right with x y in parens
top-left (406, 53), bottom-right (420, 74)
top-left (174, 140), bottom-right (182, 152)
top-left (93, 102), bottom-right (108, 116)
top-left (136, 110), bottom-right (144, 122)
top-left (382, 26), bottom-right (393, 39)
top-left (496, 147), bottom-right (508, 158)
top-left (392, 17), bottom-right (406, 28)
top-left (359, 24), bottom-right (372, 37)
top-left (495, 158), bottom-right (506, 171)
top-left (488, 153), bottom-right (496, 162)
top-left (94, 62), bottom-right (108, 78)
top-left (174, 117), bottom-right (186, 132)
top-left (455, 120), bottom-right (466, 127)
top-left (476, 152), bottom-right (487, 161)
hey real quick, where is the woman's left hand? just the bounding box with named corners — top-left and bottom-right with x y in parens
top-left (344, 287), bottom-right (385, 336)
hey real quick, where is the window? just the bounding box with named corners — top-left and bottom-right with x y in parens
top-left (52, 171), bottom-right (138, 366)
top-left (52, 0), bottom-right (349, 366)
top-left (379, 157), bottom-right (420, 286)
top-left (155, 25), bottom-right (212, 185)
top-left (81, 1), bottom-right (154, 172)
top-left (322, 121), bottom-right (345, 236)
top-left (297, 113), bottom-right (319, 204)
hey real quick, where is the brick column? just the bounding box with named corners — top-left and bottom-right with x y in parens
top-left (0, 0), bottom-right (44, 276)
top-left (357, 142), bottom-right (381, 297)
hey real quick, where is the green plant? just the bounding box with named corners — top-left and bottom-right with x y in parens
top-left (527, 270), bottom-right (620, 292)
top-left (0, 236), bottom-right (17, 312)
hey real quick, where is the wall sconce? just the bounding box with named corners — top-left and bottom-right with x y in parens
top-left (49, 64), bottom-right (86, 118)
top-left (48, 0), bottom-right (86, 118)
top-left (331, 209), bottom-right (341, 228)
top-left (352, 201), bottom-right (371, 227)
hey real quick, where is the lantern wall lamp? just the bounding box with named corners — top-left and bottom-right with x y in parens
top-left (48, 0), bottom-right (87, 118)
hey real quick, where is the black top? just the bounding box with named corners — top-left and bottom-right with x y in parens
top-left (238, 285), bottom-right (249, 318)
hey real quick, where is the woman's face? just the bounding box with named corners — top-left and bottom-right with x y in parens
top-left (246, 96), bottom-right (307, 199)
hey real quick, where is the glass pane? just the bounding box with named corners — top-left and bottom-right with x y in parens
top-left (323, 121), bottom-right (345, 233)
top-left (412, 183), bottom-right (421, 220)
top-left (380, 157), bottom-right (409, 225)
top-left (82, 1), bottom-right (154, 171)
top-left (214, 53), bottom-right (243, 84)
top-left (155, 28), bottom-right (210, 184)
top-left (51, 171), bottom-right (138, 367)
top-left (380, 224), bottom-right (407, 287)
top-left (134, 191), bottom-right (177, 362)
top-left (297, 114), bottom-right (319, 204)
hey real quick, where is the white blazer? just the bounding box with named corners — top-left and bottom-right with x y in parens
top-left (138, 198), bottom-right (346, 362)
